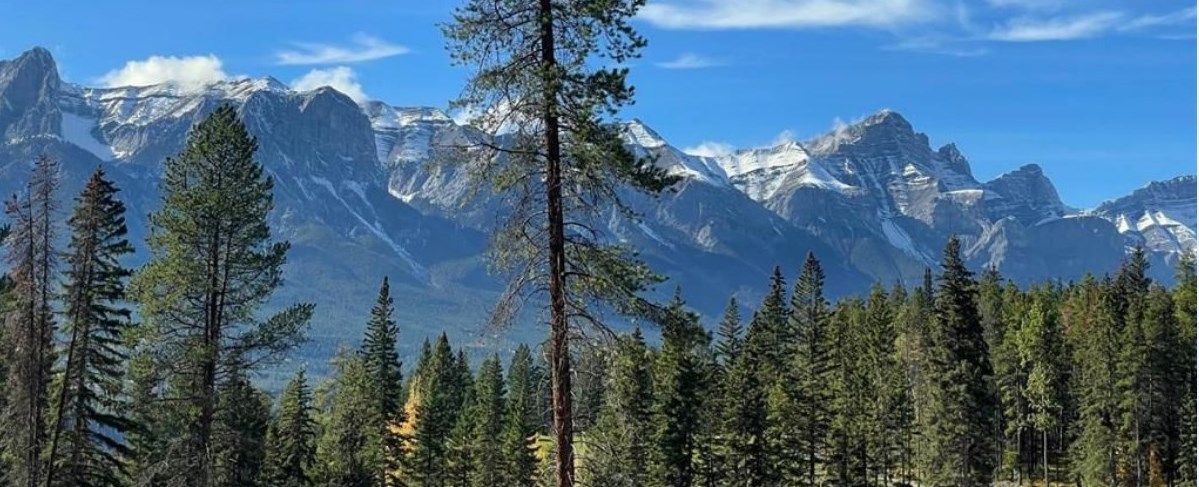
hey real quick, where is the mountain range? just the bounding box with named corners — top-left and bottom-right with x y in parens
top-left (1, 47), bottom-right (1193, 364)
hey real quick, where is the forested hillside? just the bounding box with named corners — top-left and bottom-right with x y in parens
top-left (0, 104), bottom-right (1193, 487)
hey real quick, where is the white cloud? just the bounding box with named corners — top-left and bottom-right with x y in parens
top-left (638, 0), bottom-right (934, 29)
top-left (985, 0), bottom-right (1064, 11)
top-left (988, 11), bottom-right (1124, 41)
top-left (290, 67), bottom-right (368, 103)
top-left (276, 34), bottom-right (409, 65)
top-left (98, 55), bottom-right (228, 91)
top-left (770, 129), bottom-right (799, 146)
top-left (656, 53), bottom-right (723, 69)
top-left (683, 141), bottom-right (736, 157)
top-left (1119, 7), bottom-right (1196, 32)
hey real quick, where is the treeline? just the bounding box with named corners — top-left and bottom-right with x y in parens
top-left (0, 103), bottom-right (1195, 487)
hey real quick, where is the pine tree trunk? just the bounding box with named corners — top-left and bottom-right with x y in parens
top-left (1017, 427), bottom-right (1024, 486)
top-left (1043, 429), bottom-right (1049, 487)
top-left (538, 0), bottom-right (573, 485)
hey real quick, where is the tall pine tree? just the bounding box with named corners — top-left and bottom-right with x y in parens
top-left (45, 167), bottom-right (136, 487)
top-left (129, 105), bottom-right (313, 486)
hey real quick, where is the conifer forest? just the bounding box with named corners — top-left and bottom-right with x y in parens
top-left (0, 1), bottom-right (1195, 487)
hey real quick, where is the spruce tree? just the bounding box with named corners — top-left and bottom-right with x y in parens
top-left (588, 330), bottom-right (652, 487)
top-left (719, 274), bottom-right (777, 487)
top-left (757, 266), bottom-right (797, 485)
top-left (2, 154), bottom-right (59, 487)
top-left (789, 253), bottom-right (832, 486)
top-left (920, 236), bottom-right (1000, 486)
top-left (501, 344), bottom-right (540, 487)
top-left (263, 369), bottom-right (317, 487)
top-left (44, 167), bottom-right (136, 487)
top-left (1141, 286), bottom-right (1184, 487)
top-left (1018, 290), bottom-right (1066, 487)
top-left (129, 105), bottom-right (313, 487)
top-left (314, 351), bottom-right (377, 487)
top-left (713, 297), bottom-right (743, 368)
top-left (360, 276), bottom-right (403, 486)
top-left (650, 292), bottom-right (706, 487)
top-left (400, 334), bottom-right (461, 487)
top-left (446, 365), bottom-right (477, 487)
top-left (470, 356), bottom-right (506, 487)
top-left (1174, 253), bottom-right (1196, 487)
top-left (211, 366), bottom-right (272, 487)
top-left (1069, 277), bottom-right (1123, 486)
top-left (863, 283), bottom-right (903, 487)
top-left (361, 276), bottom-right (403, 420)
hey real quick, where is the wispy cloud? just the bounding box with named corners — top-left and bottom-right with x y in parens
top-left (683, 141), bottom-right (736, 157)
top-left (1118, 7), bottom-right (1196, 32)
top-left (291, 66), bottom-right (368, 103)
top-left (639, 0), bottom-right (935, 30)
top-left (276, 34), bottom-right (409, 65)
top-left (988, 11), bottom-right (1124, 41)
top-left (884, 37), bottom-right (989, 56)
top-left (988, 7), bottom-right (1195, 42)
top-left (656, 53), bottom-right (723, 69)
top-left (98, 55), bottom-right (228, 91)
top-left (985, 0), bottom-right (1064, 11)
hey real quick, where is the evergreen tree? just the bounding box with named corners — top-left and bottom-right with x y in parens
top-left (314, 351), bottom-right (377, 487)
top-left (920, 236), bottom-right (1000, 486)
top-left (995, 284), bottom-right (1030, 483)
top-left (2, 154), bottom-right (59, 487)
top-left (650, 291), bottom-right (706, 487)
top-left (444, 0), bottom-right (676, 483)
top-left (361, 277), bottom-right (403, 420)
top-left (1141, 286), bottom-right (1184, 487)
top-left (44, 167), bottom-right (136, 487)
top-left (211, 366), bottom-right (271, 487)
top-left (825, 298), bottom-right (869, 487)
top-left (501, 344), bottom-right (540, 487)
top-left (755, 266), bottom-right (797, 486)
top-left (789, 253), bottom-right (832, 486)
top-left (446, 364), bottom-right (477, 487)
top-left (1017, 290), bottom-right (1066, 487)
top-left (360, 276), bottom-right (403, 486)
top-left (470, 355), bottom-right (506, 487)
top-left (263, 369), bottom-right (317, 487)
top-left (399, 334), bottom-right (461, 487)
top-left (863, 283), bottom-right (903, 487)
top-left (1174, 253), bottom-right (1196, 487)
top-left (719, 277), bottom-right (775, 487)
top-left (713, 297), bottom-right (743, 369)
top-left (588, 330), bottom-right (653, 487)
top-left (1115, 250), bottom-right (1154, 487)
top-left (129, 105), bottom-right (313, 486)
top-left (748, 267), bottom-right (789, 377)
top-left (1069, 277), bottom-right (1123, 486)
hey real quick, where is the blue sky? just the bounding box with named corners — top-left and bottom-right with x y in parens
top-left (0, 0), bottom-right (1193, 207)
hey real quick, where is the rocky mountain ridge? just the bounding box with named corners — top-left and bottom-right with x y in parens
top-left (0, 47), bottom-right (1192, 356)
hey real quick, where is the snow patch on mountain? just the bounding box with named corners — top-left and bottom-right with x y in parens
top-left (60, 112), bottom-right (115, 160)
top-left (310, 176), bottom-right (431, 283)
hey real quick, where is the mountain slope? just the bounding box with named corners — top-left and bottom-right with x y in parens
top-left (0, 47), bottom-right (1192, 364)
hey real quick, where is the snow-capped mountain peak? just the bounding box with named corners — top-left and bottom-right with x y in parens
top-left (624, 118), bottom-right (668, 148)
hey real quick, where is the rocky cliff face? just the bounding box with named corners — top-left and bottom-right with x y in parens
top-left (0, 47), bottom-right (1192, 352)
